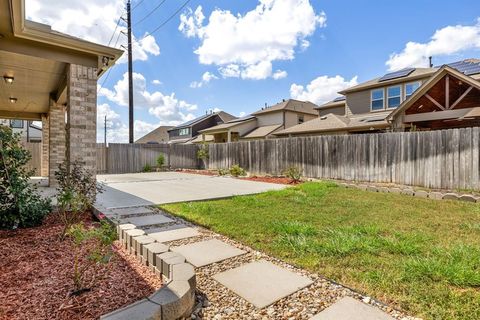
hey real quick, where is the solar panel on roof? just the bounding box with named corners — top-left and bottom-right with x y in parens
top-left (227, 115), bottom-right (255, 123)
top-left (378, 68), bottom-right (416, 82)
top-left (332, 96), bottom-right (346, 102)
top-left (174, 113), bottom-right (211, 128)
top-left (440, 60), bottom-right (480, 76)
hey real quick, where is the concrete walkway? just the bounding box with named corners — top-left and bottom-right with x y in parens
top-left (96, 172), bottom-right (285, 209)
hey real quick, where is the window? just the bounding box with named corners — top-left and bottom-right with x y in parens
top-left (371, 89), bottom-right (384, 111)
top-left (298, 115), bottom-right (304, 124)
top-left (387, 85), bottom-right (402, 109)
top-left (405, 81), bottom-right (421, 99)
top-left (10, 119), bottom-right (23, 128)
top-left (179, 128), bottom-right (190, 136)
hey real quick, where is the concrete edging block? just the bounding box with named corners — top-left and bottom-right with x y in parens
top-left (414, 190), bottom-right (429, 198)
top-left (125, 229), bottom-right (145, 251)
top-left (118, 224), bottom-right (136, 244)
top-left (133, 235), bottom-right (155, 259)
top-left (459, 194), bottom-right (478, 202)
top-left (99, 298), bottom-right (161, 320)
top-left (443, 193), bottom-right (459, 201)
top-left (143, 242), bottom-right (169, 270)
top-left (171, 263), bottom-right (196, 288)
top-left (149, 280), bottom-right (195, 320)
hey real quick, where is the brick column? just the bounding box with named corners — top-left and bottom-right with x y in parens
top-left (48, 101), bottom-right (67, 186)
top-left (41, 114), bottom-right (49, 177)
top-left (66, 64), bottom-right (97, 177)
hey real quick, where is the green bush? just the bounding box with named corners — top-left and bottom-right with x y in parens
top-left (142, 163), bottom-right (152, 172)
top-left (229, 164), bottom-right (246, 177)
top-left (55, 160), bottom-right (101, 239)
top-left (283, 166), bottom-right (302, 182)
top-left (0, 126), bottom-right (51, 229)
top-left (218, 168), bottom-right (229, 176)
top-left (156, 154), bottom-right (165, 168)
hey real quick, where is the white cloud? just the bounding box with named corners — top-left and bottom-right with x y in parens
top-left (152, 79), bottom-right (162, 85)
top-left (290, 75), bottom-right (358, 105)
top-left (238, 111), bottom-right (246, 117)
top-left (99, 72), bottom-right (198, 124)
top-left (179, 0), bottom-right (326, 79)
top-left (272, 70), bottom-right (288, 80)
top-left (190, 71), bottom-right (219, 88)
top-left (386, 18), bottom-right (480, 71)
top-left (25, 0), bottom-right (160, 63)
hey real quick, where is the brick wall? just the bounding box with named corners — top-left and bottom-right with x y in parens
top-left (66, 64), bottom-right (98, 176)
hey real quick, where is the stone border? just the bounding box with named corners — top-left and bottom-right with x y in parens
top-left (337, 182), bottom-right (480, 203)
top-left (99, 223), bottom-right (196, 320)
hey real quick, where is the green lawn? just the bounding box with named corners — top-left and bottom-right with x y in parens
top-left (161, 182), bottom-right (480, 320)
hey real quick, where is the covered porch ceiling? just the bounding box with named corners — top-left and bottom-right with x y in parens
top-left (0, 0), bottom-right (123, 120)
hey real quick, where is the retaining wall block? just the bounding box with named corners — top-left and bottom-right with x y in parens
top-left (414, 190), bottom-right (429, 198)
top-left (99, 298), bottom-right (161, 320)
top-left (378, 187), bottom-right (390, 193)
top-left (429, 192), bottom-right (444, 200)
top-left (161, 253), bottom-right (186, 279)
top-left (134, 235), bottom-right (155, 260)
top-left (367, 186), bottom-right (378, 192)
top-left (171, 263), bottom-right (196, 288)
top-left (389, 188), bottom-right (402, 194)
top-left (125, 229), bottom-right (145, 251)
top-left (357, 184), bottom-right (368, 191)
top-left (401, 189), bottom-right (415, 196)
top-left (459, 194), bottom-right (478, 203)
top-left (155, 251), bottom-right (179, 276)
top-left (443, 193), bottom-right (459, 201)
top-left (143, 243), bottom-right (169, 270)
top-left (118, 224), bottom-right (136, 243)
top-left (149, 280), bottom-right (195, 320)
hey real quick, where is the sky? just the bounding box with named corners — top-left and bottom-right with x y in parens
top-left (25, 0), bottom-right (480, 142)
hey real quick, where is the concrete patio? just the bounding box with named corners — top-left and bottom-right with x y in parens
top-left (95, 171), bottom-right (286, 209)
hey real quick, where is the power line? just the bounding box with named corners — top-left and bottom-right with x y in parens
top-left (108, 15), bottom-right (123, 46)
top-left (143, 0), bottom-right (192, 38)
top-left (134, 0), bottom-right (167, 26)
top-left (132, 0), bottom-right (145, 11)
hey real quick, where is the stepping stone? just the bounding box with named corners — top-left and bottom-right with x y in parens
top-left (310, 296), bottom-right (394, 320)
top-left (120, 214), bottom-right (173, 227)
top-left (112, 206), bottom-right (154, 216)
top-left (213, 260), bottom-right (313, 309)
top-left (148, 225), bottom-right (200, 243)
top-left (171, 239), bottom-right (246, 267)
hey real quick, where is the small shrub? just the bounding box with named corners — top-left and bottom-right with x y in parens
top-left (196, 142), bottom-right (209, 161)
top-left (283, 166), bottom-right (302, 182)
top-left (55, 161), bottom-right (101, 240)
top-left (156, 154), bottom-right (165, 168)
top-left (0, 126), bottom-right (51, 229)
top-left (218, 168), bottom-right (229, 176)
top-left (229, 164), bottom-right (246, 177)
top-left (67, 221), bottom-right (116, 294)
top-left (143, 164), bottom-right (152, 172)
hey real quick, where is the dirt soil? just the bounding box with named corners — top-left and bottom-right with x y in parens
top-left (0, 213), bottom-right (162, 320)
top-left (176, 169), bottom-right (217, 176)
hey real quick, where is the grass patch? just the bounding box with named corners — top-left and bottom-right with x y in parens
top-left (162, 181), bottom-right (480, 319)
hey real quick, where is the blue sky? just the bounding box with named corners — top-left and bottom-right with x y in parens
top-left (26, 0), bottom-right (480, 142)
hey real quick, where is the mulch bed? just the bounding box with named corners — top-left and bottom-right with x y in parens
top-left (176, 169), bottom-right (217, 176)
top-left (0, 213), bottom-right (162, 320)
top-left (239, 176), bottom-right (301, 185)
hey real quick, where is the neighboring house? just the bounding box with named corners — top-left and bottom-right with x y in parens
top-left (135, 126), bottom-right (173, 144)
top-left (0, 119), bottom-right (42, 142)
top-left (276, 59), bottom-right (480, 136)
top-left (168, 111), bottom-right (236, 144)
top-left (199, 99), bottom-right (318, 142)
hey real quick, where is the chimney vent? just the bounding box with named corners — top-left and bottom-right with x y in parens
top-left (429, 56), bottom-right (433, 68)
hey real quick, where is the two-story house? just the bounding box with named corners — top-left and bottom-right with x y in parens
top-left (0, 119), bottom-right (42, 142)
top-left (275, 59), bottom-right (480, 136)
top-left (167, 111), bottom-right (236, 144)
top-left (198, 99), bottom-right (318, 143)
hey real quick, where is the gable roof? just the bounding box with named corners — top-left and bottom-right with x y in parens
top-left (242, 124), bottom-right (283, 139)
top-left (135, 125), bottom-right (173, 143)
top-left (386, 65), bottom-right (480, 121)
top-left (315, 99), bottom-right (346, 110)
top-left (198, 116), bottom-right (256, 134)
top-left (340, 68), bottom-right (436, 94)
top-left (168, 111), bottom-right (236, 131)
top-left (275, 111), bottom-right (390, 136)
top-left (252, 99), bottom-right (318, 116)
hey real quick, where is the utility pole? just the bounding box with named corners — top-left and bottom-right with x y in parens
top-left (104, 115), bottom-right (107, 145)
top-left (127, 0), bottom-right (134, 143)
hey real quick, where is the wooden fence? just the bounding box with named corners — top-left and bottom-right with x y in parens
top-left (97, 143), bottom-right (200, 174)
top-left (23, 142), bottom-right (42, 176)
top-left (207, 127), bottom-right (480, 191)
